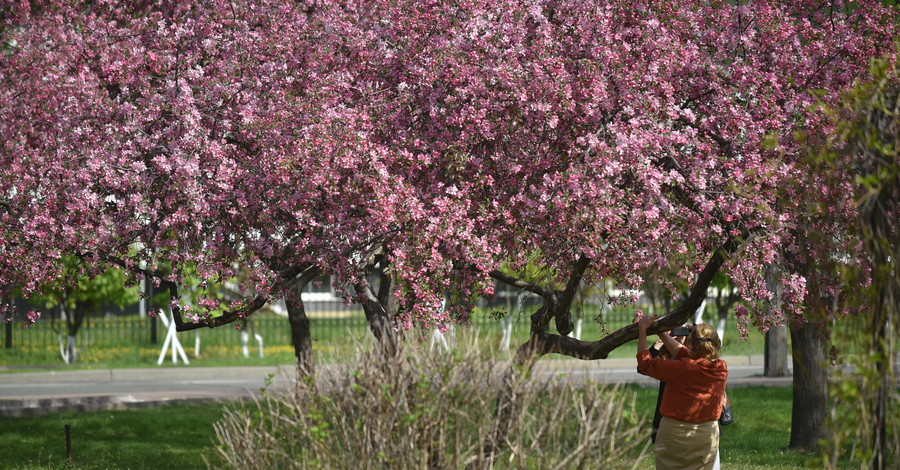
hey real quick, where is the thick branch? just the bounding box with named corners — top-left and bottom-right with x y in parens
top-left (175, 263), bottom-right (315, 331)
top-left (553, 254), bottom-right (591, 335)
top-left (519, 235), bottom-right (744, 360)
top-left (109, 255), bottom-right (309, 331)
top-left (175, 295), bottom-right (270, 331)
top-left (498, 255), bottom-right (592, 337)
top-left (289, 264), bottom-right (320, 288)
top-left (489, 270), bottom-right (550, 298)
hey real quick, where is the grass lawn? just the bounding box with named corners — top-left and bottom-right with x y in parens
top-left (0, 402), bottom-right (224, 470)
top-left (0, 386), bottom-right (826, 470)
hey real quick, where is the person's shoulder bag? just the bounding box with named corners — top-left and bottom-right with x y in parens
top-left (719, 391), bottom-right (734, 426)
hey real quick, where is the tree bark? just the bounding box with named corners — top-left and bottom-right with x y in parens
top-left (765, 326), bottom-right (789, 377)
top-left (356, 277), bottom-right (400, 358)
top-left (61, 301), bottom-right (86, 363)
top-left (284, 267), bottom-right (319, 377)
top-left (286, 294), bottom-right (314, 377)
top-left (789, 320), bottom-right (829, 451)
top-left (764, 263), bottom-right (789, 377)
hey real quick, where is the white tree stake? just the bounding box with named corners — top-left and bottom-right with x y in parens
top-left (694, 299), bottom-right (708, 325)
top-left (430, 327), bottom-right (449, 352)
top-left (156, 312), bottom-right (190, 365)
top-left (240, 322), bottom-right (265, 358)
top-left (241, 330), bottom-right (250, 358)
top-left (254, 333), bottom-right (264, 358)
top-left (572, 318), bottom-right (583, 341)
top-left (58, 333), bottom-right (70, 364)
top-left (501, 316), bottom-right (513, 351)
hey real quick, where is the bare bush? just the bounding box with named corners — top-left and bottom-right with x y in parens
top-left (208, 345), bottom-right (649, 469)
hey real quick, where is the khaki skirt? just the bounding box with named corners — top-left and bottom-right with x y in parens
top-left (654, 416), bottom-right (719, 470)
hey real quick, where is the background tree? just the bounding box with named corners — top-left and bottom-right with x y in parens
top-left (820, 54), bottom-right (899, 470)
top-left (778, 50), bottom-right (900, 454)
top-left (30, 257), bottom-right (139, 363)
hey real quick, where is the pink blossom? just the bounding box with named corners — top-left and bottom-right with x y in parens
top-left (0, 0), bottom-right (894, 337)
top-left (24, 311), bottom-right (41, 327)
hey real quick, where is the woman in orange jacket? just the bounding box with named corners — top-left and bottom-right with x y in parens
top-left (637, 315), bottom-right (728, 470)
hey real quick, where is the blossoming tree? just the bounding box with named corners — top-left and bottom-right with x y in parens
top-left (0, 0), bottom-right (376, 370)
top-left (1, 0), bottom-right (896, 451)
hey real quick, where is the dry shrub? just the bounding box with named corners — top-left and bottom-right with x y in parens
top-left (208, 345), bottom-right (649, 469)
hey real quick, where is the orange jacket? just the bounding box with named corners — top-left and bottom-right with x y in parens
top-left (637, 348), bottom-right (728, 423)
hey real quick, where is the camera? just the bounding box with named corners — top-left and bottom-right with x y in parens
top-left (670, 326), bottom-right (691, 337)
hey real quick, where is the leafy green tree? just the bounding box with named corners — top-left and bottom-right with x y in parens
top-left (32, 257), bottom-right (139, 363)
top-left (821, 54), bottom-right (899, 470)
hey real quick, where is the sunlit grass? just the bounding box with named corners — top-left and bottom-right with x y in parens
top-left (1, 402), bottom-right (224, 470)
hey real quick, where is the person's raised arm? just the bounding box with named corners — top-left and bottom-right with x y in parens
top-left (638, 315), bottom-right (657, 354)
top-left (659, 332), bottom-right (689, 357)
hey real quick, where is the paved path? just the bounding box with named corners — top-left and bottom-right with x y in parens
top-left (0, 355), bottom-right (790, 417)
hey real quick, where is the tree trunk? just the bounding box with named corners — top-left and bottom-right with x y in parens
top-left (285, 268), bottom-right (319, 377)
top-left (789, 321), bottom-right (829, 451)
top-left (765, 326), bottom-right (789, 377)
top-left (356, 279), bottom-right (400, 358)
top-left (60, 302), bottom-right (86, 364)
top-left (66, 334), bottom-right (77, 363)
top-left (765, 263), bottom-right (789, 377)
top-left (286, 295), bottom-right (314, 377)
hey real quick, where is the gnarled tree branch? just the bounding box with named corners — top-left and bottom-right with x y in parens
top-left (515, 234), bottom-right (744, 362)
top-left (488, 270), bottom-right (550, 298)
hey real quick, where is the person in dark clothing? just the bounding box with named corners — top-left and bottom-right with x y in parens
top-left (638, 323), bottom-right (692, 442)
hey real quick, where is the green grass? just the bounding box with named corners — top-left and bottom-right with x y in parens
top-left (0, 402), bottom-right (225, 470)
top-left (627, 385), bottom-right (834, 470)
top-left (0, 386), bottom-right (824, 470)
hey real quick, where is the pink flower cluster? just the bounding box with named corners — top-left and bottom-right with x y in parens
top-left (0, 0), bottom-right (895, 333)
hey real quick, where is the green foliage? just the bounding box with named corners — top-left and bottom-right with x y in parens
top-left (710, 271), bottom-right (735, 290)
top-left (30, 256), bottom-right (139, 313)
top-left (818, 49), bottom-right (900, 469)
